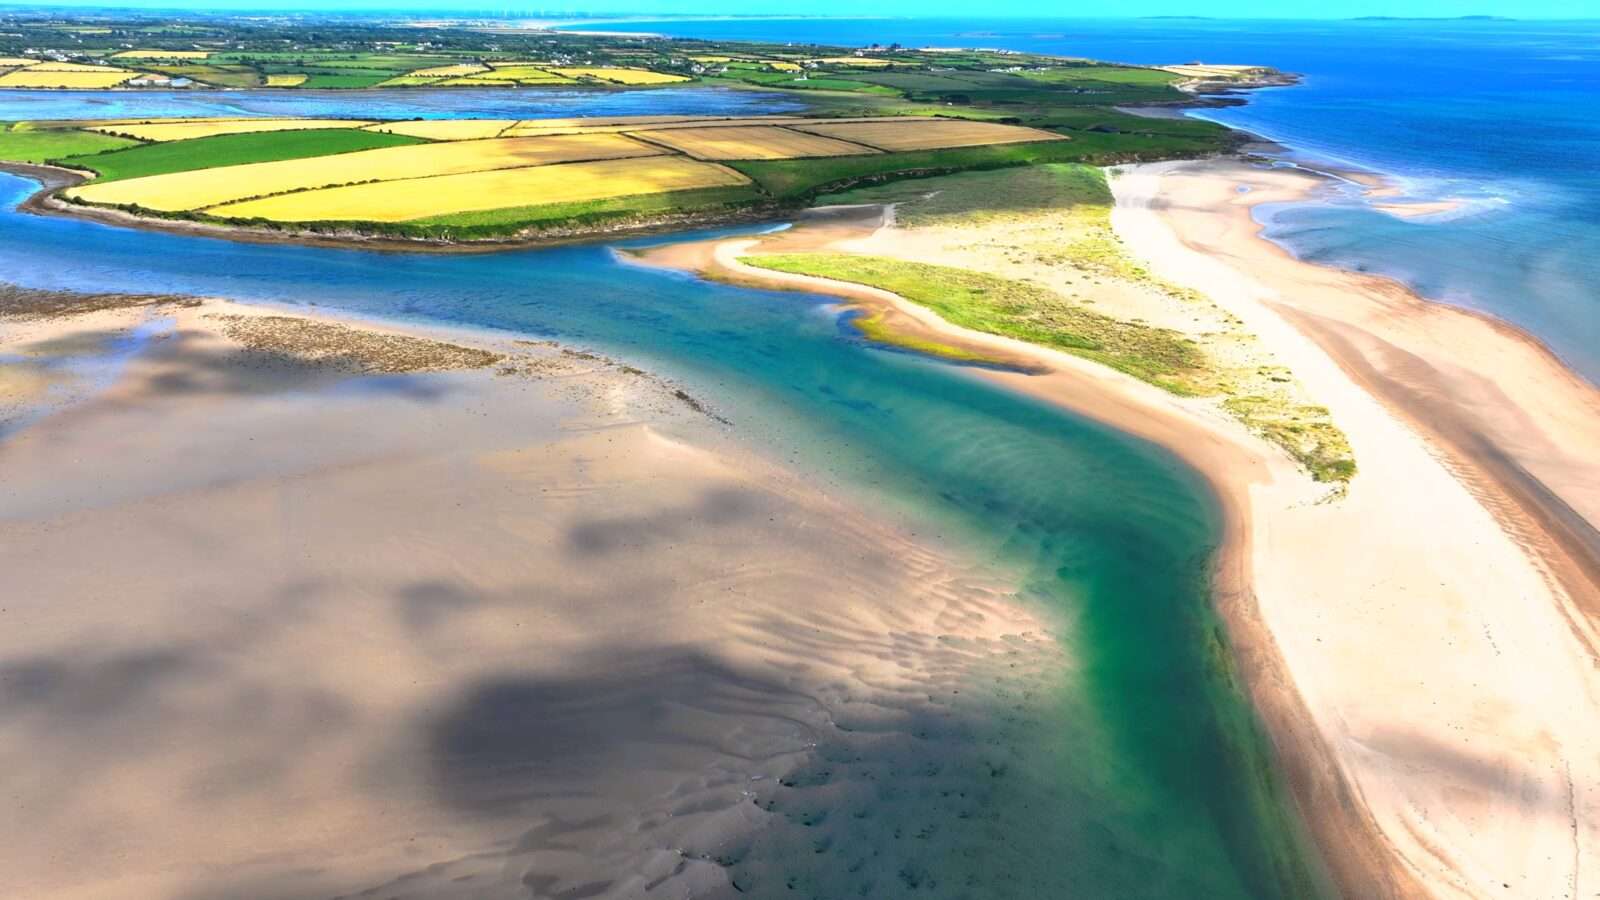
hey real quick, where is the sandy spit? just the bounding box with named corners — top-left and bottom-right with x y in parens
top-left (1115, 159), bottom-right (1600, 900)
top-left (633, 160), bottom-right (1600, 898)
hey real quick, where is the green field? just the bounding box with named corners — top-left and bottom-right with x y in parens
top-left (743, 253), bottom-right (1208, 393)
top-left (56, 128), bottom-right (427, 181)
top-left (731, 139), bottom-right (1119, 200)
top-left (0, 125), bottom-right (139, 164)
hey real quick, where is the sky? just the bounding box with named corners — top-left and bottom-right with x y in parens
top-left (2, 1), bottom-right (1592, 17)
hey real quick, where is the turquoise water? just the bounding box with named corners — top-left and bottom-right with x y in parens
top-left (0, 160), bottom-right (1323, 895)
top-left (563, 17), bottom-right (1600, 382)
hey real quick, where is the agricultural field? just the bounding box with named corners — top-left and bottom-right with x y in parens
top-left (0, 106), bottom-right (1238, 239)
top-left (0, 122), bottom-right (138, 163)
top-left (547, 67), bottom-right (692, 85)
top-left (206, 156), bottom-right (749, 223)
top-left (66, 131), bottom-right (665, 211)
top-left (792, 119), bottom-right (1066, 152)
top-left (88, 118), bottom-right (377, 142)
top-left (110, 49), bottom-right (209, 59)
top-left (365, 119), bottom-right (517, 140)
top-left (58, 128), bottom-right (424, 181)
top-left (0, 64), bottom-right (138, 88)
top-left (630, 125), bottom-right (878, 160)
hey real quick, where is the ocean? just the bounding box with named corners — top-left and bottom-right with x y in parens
top-left (562, 16), bottom-right (1600, 382)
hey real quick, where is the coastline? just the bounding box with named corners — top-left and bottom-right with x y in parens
top-left (629, 153), bottom-right (1600, 897)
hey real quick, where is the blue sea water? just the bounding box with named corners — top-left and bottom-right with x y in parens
top-left (563, 17), bottom-right (1600, 382)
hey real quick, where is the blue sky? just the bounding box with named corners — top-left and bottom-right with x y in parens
top-left (8, 0), bottom-right (1589, 16)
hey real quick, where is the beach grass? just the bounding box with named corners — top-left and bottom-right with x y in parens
top-left (789, 163), bottom-right (1360, 484)
top-left (742, 252), bottom-right (1210, 393)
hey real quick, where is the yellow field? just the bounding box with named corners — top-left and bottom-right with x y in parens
top-left (792, 119), bottom-right (1065, 151)
top-left (486, 59), bottom-right (553, 68)
top-left (547, 67), bottom-right (690, 85)
top-left (19, 61), bottom-right (125, 72)
top-left (87, 118), bottom-right (376, 142)
top-left (364, 119), bottom-right (517, 140)
top-left (204, 156), bottom-right (750, 223)
top-left (0, 69), bottom-right (137, 88)
top-left (67, 133), bottom-right (667, 212)
top-left (473, 66), bottom-right (566, 81)
top-left (264, 74), bottom-right (308, 87)
top-left (501, 114), bottom-right (706, 136)
top-left (0, 57), bottom-right (37, 67)
top-left (633, 125), bottom-right (877, 160)
top-left (112, 49), bottom-right (209, 59)
top-left (407, 63), bottom-right (490, 77)
top-left (689, 55), bottom-right (733, 63)
top-left (810, 56), bottom-right (893, 67)
top-left (768, 61), bottom-right (802, 72)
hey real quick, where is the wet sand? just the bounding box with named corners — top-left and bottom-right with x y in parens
top-left (0, 295), bottom-right (1061, 899)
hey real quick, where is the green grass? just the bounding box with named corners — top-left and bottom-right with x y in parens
top-left (0, 126), bottom-right (139, 164)
top-left (56, 128), bottom-right (426, 181)
top-left (1016, 65), bottom-right (1181, 88)
top-left (295, 72), bottom-right (395, 89)
top-left (1224, 397), bottom-right (1358, 483)
top-left (728, 140), bottom-right (1096, 201)
top-left (819, 162), bottom-right (1111, 225)
top-left (741, 252), bottom-right (1208, 393)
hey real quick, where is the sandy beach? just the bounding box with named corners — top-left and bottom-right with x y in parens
top-left (1118, 159), bottom-right (1600, 899)
top-left (0, 293), bottom-right (1062, 899)
top-left (635, 157), bottom-right (1600, 898)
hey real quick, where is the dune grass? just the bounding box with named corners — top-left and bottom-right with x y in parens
top-left (742, 252), bottom-right (1209, 394)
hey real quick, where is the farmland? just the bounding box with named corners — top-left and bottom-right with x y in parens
top-left (630, 125), bottom-right (878, 160)
top-left (0, 15), bottom-right (1283, 242)
top-left (0, 14), bottom-right (1286, 106)
top-left (67, 131), bottom-right (667, 211)
top-left (791, 119), bottom-right (1065, 152)
top-left (57, 129), bottom-right (424, 181)
top-left (88, 118), bottom-right (379, 142)
top-left (2, 104), bottom-right (1242, 241)
top-left (205, 156), bottom-right (750, 223)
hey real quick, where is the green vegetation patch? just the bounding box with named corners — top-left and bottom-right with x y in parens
top-left (819, 161), bottom-right (1111, 225)
top-left (0, 125), bottom-right (139, 164)
top-left (729, 140), bottom-right (1094, 201)
top-left (742, 252), bottom-right (1208, 393)
top-left (1224, 396), bottom-right (1357, 483)
top-left (56, 128), bottom-right (427, 181)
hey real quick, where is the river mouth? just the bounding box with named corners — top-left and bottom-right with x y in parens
top-left (0, 134), bottom-right (1323, 898)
